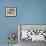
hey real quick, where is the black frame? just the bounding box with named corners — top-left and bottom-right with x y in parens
top-left (5, 7), bottom-right (17, 17)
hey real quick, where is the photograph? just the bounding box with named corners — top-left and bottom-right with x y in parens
top-left (5, 7), bottom-right (16, 16)
top-left (18, 25), bottom-right (46, 46)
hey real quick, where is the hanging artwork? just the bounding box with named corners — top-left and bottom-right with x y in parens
top-left (18, 24), bottom-right (46, 41)
top-left (5, 7), bottom-right (16, 16)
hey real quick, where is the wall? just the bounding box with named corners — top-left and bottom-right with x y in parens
top-left (0, 0), bottom-right (46, 44)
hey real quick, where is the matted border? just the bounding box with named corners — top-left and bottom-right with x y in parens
top-left (5, 7), bottom-right (17, 17)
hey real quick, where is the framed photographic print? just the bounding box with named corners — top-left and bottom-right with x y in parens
top-left (18, 24), bottom-right (46, 42)
top-left (5, 7), bottom-right (16, 16)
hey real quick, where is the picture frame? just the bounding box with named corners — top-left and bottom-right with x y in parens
top-left (18, 24), bottom-right (46, 42)
top-left (5, 7), bottom-right (16, 16)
